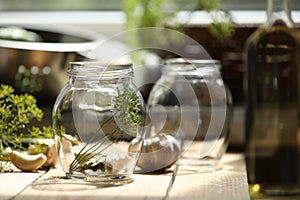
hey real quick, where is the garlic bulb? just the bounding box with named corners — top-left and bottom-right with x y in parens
top-left (129, 133), bottom-right (181, 172)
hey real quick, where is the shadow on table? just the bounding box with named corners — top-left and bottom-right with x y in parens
top-left (31, 176), bottom-right (133, 191)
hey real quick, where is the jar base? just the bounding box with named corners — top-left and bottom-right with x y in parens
top-left (66, 173), bottom-right (134, 186)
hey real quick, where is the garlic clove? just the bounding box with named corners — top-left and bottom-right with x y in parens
top-left (43, 145), bottom-right (60, 168)
top-left (105, 153), bottom-right (132, 174)
top-left (10, 151), bottom-right (47, 172)
top-left (28, 144), bottom-right (60, 168)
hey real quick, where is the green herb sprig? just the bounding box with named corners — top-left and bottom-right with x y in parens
top-left (123, 0), bottom-right (234, 42)
top-left (0, 84), bottom-right (52, 152)
top-left (113, 90), bottom-right (142, 135)
top-left (0, 84), bottom-right (54, 172)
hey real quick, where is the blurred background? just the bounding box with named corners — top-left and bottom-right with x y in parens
top-left (0, 0), bottom-right (299, 151)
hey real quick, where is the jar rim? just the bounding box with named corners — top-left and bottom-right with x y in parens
top-left (68, 61), bottom-right (133, 79)
top-left (163, 58), bottom-right (221, 77)
top-left (165, 58), bottom-right (220, 66)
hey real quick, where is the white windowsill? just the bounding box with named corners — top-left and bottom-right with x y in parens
top-left (0, 11), bottom-right (299, 36)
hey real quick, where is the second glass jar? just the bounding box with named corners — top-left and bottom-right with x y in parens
top-left (147, 58), bottom-right (233, 169)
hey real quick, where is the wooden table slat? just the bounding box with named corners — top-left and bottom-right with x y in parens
top-left (169, 154), bottom-right (250, 200)
top-left (13, 168), bottom-right (174, 200)
top-left (1, 152), bottom-right (250, 200)
top-left (0, 171), bottom-right (44, 200)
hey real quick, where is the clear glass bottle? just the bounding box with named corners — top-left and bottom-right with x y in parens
top-left (52, 61), bottom-right (145, 184)
top-left (245, 0), bottom-right (300, 196)
top-left (147, 58), bottom-right (233, 170)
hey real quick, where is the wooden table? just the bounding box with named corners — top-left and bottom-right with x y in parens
top-left (0, 153), bottom-right (250, 200)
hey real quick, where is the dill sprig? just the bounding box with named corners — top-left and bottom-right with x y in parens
top-left (0, 84), bottom-right (53, 161)
top-left (113, 90), bottom-right (143, 135)
top-left (0, 84), bottom-right (54, 174)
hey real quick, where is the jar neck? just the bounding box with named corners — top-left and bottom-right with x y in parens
top-left (163, 58), bottom-right (221, 77)
top-left (70, 76), bottom-right (132, 86)
top-left (68, 61), bottom-right (133, 83)
top-left (266, 0), bottom-right (294, 27)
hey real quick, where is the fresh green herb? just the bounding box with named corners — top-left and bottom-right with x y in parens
top-left (0, 161), bottom-right (13, 173)
top-left (209, 21), bottom-right (235, 41)
top-left (113, 90), bottom-right (142, 135)
top-left (67, 90), bottom-right (143, 174)
top-left (52, 108), bottom-right (66, 138)
top-left (27, 126), bottom-right (54, 139)
top-left (0, 84), bottom-right (54, 172)
top-left (123, 0), bottom-right (177, 29)
top-left (0, 84), bottom-right (44, 152)
top-left (200, 0), bottom-right (220, 11)
top-left (123, 0), bottom-right (234, 42)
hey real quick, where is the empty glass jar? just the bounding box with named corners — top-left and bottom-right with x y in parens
top-left (147, 58), bottom-right (233, 169)
top-left (52, 61), bottom-right (146, 184)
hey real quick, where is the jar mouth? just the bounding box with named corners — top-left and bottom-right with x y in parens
top-left (163, 58), bottom-right (221, 77)
top-left (165, 58), bottom-right (220, 66)
top-left (68, 61), bottom-right (133, 79)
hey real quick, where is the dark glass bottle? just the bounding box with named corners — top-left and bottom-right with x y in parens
top-left (245, 0), bottom-right (300, 197)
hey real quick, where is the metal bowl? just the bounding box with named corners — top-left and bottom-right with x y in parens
top-left (0, 25), bottom-right (103, 105)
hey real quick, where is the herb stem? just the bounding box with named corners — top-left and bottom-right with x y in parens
top-left (69, 126), bottom-right (120, 173)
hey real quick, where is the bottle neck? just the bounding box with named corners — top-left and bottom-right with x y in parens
top-left (266, 0), bottom-right (294, 27)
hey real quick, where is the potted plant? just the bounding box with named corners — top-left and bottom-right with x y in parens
top-left (122, 0), bottom-right (234, 99)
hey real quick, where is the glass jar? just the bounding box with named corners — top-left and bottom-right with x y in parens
top-left (147, 58), bottom-right (233, 170)
top-left (245, 0), bottom-right (300, 196)
top-left (52, 61), bottom-right (146, 184)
